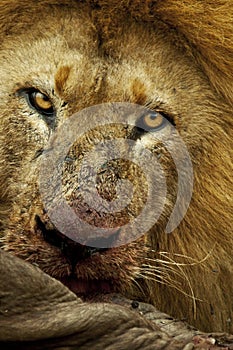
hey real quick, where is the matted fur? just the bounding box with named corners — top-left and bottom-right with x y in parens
top-left (0, 0), bottom-right (232, 333)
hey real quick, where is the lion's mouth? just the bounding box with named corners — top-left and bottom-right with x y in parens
top-left (36, 215), bottom-right (117, 296)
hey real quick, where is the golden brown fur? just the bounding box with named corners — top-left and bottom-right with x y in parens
top-left (0, 0), bottom-right (232, 333)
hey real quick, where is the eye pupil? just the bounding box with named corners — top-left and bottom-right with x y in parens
top-left (148, 113), bottom-right (157, 120)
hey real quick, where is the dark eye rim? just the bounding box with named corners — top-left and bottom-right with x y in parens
top-left (25, 89), bottom-right (55, 117)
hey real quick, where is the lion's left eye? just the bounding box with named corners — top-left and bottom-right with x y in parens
top-left (137, 111), bottom-right (168, 132)
top-left (26, 90), bottom-right (55, 117)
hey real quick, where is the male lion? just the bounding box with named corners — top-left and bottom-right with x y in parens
top-left (0, 0), bottom-right (232, 338)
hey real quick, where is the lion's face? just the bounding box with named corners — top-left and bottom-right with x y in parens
top-left (0, 3), bottom-right (232, 330)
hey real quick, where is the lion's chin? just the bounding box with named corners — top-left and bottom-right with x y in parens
top-left (60, 276), bottom-right (114, 297)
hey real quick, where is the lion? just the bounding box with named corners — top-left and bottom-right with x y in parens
top-left (0, 0), bottom-right (232, 335)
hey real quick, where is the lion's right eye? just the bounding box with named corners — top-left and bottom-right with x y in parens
top-left (26, 90), bottom-right (55, 117)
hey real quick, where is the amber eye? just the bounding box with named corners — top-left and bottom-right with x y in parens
top-left (27, 90), bottom-right (55, 117)
top-left (137, 111), bottom-right (167, 132)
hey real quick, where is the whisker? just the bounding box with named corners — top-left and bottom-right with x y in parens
top-left (135, 272), bottom-right (176, 290)
top-left (157, 253), bottom-right (198, 318)
top-left (130, 275), bottom-right (147, 297)
top-left (141, 269), bottom-right (183, 290)
top-left (142, 263), bottom-right (186, 280)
